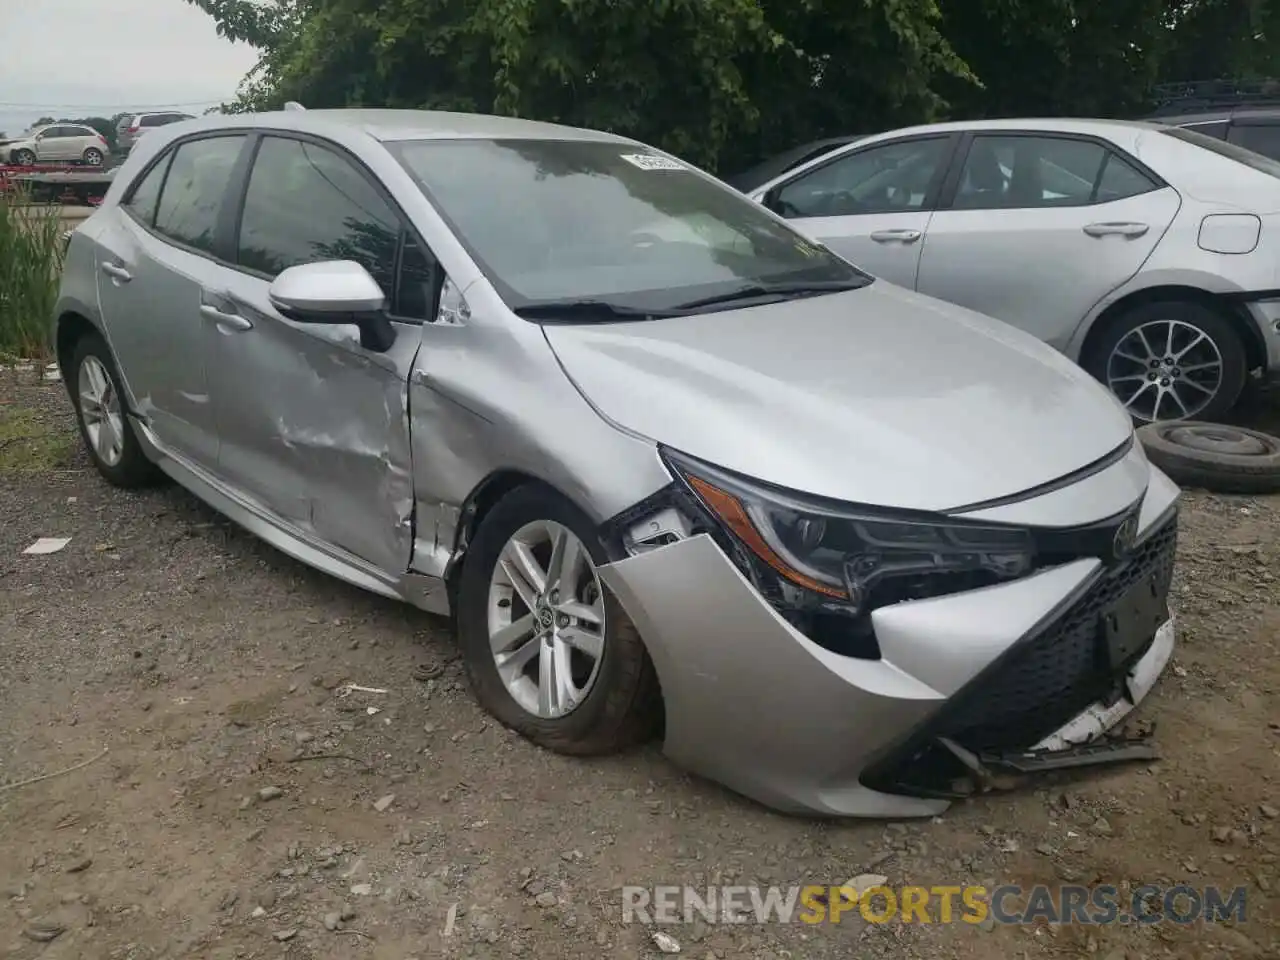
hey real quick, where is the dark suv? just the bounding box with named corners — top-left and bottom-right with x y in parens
top-left (1143, 80), bottom-right (1280, 160)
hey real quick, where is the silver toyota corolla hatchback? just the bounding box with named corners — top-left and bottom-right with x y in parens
top-left (54, 109), bottom-right (1181, 817)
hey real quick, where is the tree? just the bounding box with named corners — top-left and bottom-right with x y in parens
top-left (186, 0), bottom-right (971, 171)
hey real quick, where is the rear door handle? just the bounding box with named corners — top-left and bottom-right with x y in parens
top-left (100, 262), bottom-right (132, 282)
top-left (1083, 222), bottom-right (1149, 238)
top-left (199, 303), bottom-right (253, 331)
top-left (869, 229), bottom-right (922, 244)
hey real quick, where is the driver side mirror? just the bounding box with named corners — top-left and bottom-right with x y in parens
top-left (268, 260), bottom-right (397, 352)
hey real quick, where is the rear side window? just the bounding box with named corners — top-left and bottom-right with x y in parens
top-left (153, 135), bottom-right (247, 253)
top-left (1160, 125), bottom-right (1280, 180)
top-left (952, 135), bottom-right (1158, 209)
top-left (124, 153), bottom-right (173, 225)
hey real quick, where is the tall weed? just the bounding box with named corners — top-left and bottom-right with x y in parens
top-left (0, 191), bottom-right (65, 367)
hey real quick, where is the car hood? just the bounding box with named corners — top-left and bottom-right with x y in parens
top-left (543, 281), bottom-right (1136, 512)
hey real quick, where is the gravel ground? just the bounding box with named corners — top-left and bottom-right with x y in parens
top-left (0, 375), bottom-right (1277, 960)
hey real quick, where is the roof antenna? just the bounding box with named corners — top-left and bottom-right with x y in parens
top-left (283, 101), bottom-right (306, 112)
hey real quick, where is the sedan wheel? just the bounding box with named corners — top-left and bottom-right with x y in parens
top-left (1091, 300), bottom-right (1247, 424)
top-left (78, 355), bottom-right (125, 467)
top-left (457, 486), bottom-right (661, 755)
top-left (488, 519), bottom-right (605, 719)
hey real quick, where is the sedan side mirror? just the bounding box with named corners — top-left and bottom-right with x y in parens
top-left (268, 260), bottom-right (396, 352)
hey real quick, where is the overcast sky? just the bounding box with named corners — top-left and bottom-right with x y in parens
top-left (0, 0), bottom-right (259, 136)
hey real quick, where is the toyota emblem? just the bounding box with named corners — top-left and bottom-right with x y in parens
top-left (1113, 514), bottom-right (1139, 559)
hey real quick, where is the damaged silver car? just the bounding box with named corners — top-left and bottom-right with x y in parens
top-left (54, 109), bottom-right (1180, 817)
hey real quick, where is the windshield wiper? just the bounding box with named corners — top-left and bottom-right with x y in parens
top-left (674, 278), bottom-right (870, 311)
top-left (513, 299), bottom-right (682, 323)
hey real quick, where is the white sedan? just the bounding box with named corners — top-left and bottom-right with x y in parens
top-left (746, 118), bottom-right (1280, 423)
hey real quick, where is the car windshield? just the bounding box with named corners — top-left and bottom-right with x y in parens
top-left (389, 137), bottom-right (870, 318)
top-left (1159, 125), bottom-right (1280, 180)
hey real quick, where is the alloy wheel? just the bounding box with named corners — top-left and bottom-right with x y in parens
top-left (1105, 319), bottom-right (1224, 422)
top-left (486, 519), bottom-right (606, 719)
top-left (78, 355), bottom-right (124, 467)
top-left (84, 149), bottom-right (103, 166)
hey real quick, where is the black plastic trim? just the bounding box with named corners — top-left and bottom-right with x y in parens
top-left (859, 500), bottom-right (1178, 801)
top-left (947, 435), bottom-right (1135, 514)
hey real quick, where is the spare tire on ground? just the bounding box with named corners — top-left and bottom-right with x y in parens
top-left (1137, 421), bottom-right (1280, 494)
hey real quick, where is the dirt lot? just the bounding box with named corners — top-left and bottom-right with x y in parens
top-left (0, 373), bottom-right (1277, 960)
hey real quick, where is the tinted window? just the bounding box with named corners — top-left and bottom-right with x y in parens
top-left (775, 137), bottom-right (951, 217)
top-left (1160, 125), bottom-right (1280, 180)
top-left (392, 138), bottom-right (868, 312)
top-left (124, 153), bottom-right (172, 225)
top-left (236, 136), bottom-right (402, 297)
top-left (1229, 123), bottom-right (1280, 161)
top-left (953, 135), bottom-right (1156, 209)
top-left (140, 115), bottom-right (165, 127)
top-left (396, 236), bottom-right (439, 321)
top-left (153, 136), bottom-right (246, 253)
top-left (43, 126), bottom-right (71, 138)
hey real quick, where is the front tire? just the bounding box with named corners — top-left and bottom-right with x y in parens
top-left (1085, 300), bottom-right (1248, 423)
top-left (68, 332), bottom-right (162, 487)
top-left (457, 485), bottom-right (661, 756)
top-left (13, 148), bottom-right (35, 166)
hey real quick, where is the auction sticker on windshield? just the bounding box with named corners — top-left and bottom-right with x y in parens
top-left (621, 153), bottom-right (687, 171)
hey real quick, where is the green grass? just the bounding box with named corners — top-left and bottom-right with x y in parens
top-left (0, 193), bottom-right (65, 366)
top-left (0, 404), bottom-right (75, 475)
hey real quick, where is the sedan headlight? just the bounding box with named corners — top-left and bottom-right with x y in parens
top-left (664, 449), bottom-right (1036, 625)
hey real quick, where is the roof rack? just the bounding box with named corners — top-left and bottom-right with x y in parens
top-left (1148, 79), bottom-right (1280, 114)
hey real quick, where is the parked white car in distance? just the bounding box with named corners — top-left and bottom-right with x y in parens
top-left (6, 123), bottom-right (111, 166)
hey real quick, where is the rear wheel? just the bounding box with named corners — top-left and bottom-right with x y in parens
top-left (1086, 300), bottom-right (1247, 423)
top-left (456, 485), bottom-right (661, 755)
top-left (69, 333), bottom-right (162, 488)
top-left (82, 147), bottom-right (104, 166)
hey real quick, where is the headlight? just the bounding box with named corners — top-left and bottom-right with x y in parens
top-left (664, 449), bottom-right (1036, 623)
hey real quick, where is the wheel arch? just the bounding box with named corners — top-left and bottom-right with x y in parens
top-left (55, 311), bottom-right (100, 386)
top-left (1077, 284), bottom-right (1266, 376)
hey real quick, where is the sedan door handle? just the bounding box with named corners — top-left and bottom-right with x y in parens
top-left (100, 262), bottom-right (132, 282)
top-left (1083, 221), bottom-right (1149, 238)
top-left (199, 303), bottom-right (253, 331)
top-left (869, 229), bottom-right (922, 244)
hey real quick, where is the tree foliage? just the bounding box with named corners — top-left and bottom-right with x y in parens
top-left (186, 0), bottom-right (1280, 172)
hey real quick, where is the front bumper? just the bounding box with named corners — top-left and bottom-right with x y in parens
top-left (597, 470), bottom-right (1181, 818)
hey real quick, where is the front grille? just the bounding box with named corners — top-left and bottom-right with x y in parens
top-left (862, 511), bottom-right (1178, 798)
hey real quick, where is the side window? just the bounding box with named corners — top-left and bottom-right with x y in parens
top-left (1094, 153), bottom-right (1160, 202)
top-left (1228, 123), bottom-right (1280, 162)
top-left (237, 135), bottom-right (437, 320)
top-left (774, 137), bottom-right (951, 217)
top-left (43, 126), bottom-right (69, 139)
top-left (952, 135), bottom-right (1156, 210)
top-left (140, 115), bottom-right (164, 128)
top-left (124, 153), bottom-right (173, 225)
top-left (153, 135), bottom-right (246, 254)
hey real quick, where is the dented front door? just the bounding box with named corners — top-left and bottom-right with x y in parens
top-left (202, 259), bottom-right (420, 575)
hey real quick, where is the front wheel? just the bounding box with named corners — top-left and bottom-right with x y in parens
top-left (13, 148), bottom-right (35, 166)
top-left (456, 485), bottom-right (661, 756)
top-left (1086, 300), bottom-right (1248, 423)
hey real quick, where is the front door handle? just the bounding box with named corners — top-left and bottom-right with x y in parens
top-left (869, 228), bottom-right (922, 244)
top-left (100, 262), bottom-right (132, 282)
top-left (200, 303), bottom-right (253, 331)
top-left (1083, 221), bottom-right (1149, 238)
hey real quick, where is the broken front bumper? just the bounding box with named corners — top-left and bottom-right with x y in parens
top-left (597, 481), bottom-right (1180, 818)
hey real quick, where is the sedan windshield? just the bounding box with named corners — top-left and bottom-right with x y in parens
top-left (389, 138), bottom-right (870, 319)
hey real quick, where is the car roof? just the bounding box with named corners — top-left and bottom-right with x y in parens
top-left (169, 108), bottom-right (635, 144)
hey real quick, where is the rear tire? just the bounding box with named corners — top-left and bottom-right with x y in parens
top-left (456, 485), bottom-right (661, 756)
top-left (1085, 300), bottom-right (1248, 424)
top-left (68, 332), bottom-right (163, 488)
top-left (82, 147), bottom-right (104, 166)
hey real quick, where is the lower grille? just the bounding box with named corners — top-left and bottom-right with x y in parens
top-left (862, 511), bottom-right (1178, 798)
